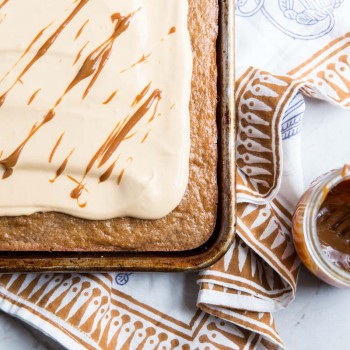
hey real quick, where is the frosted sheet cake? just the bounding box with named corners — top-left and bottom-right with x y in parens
top-left (0, 0), bottom-right (218, 251)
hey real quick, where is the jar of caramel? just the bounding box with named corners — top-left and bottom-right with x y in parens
top-left (293, 166), bottom-right (350, 288)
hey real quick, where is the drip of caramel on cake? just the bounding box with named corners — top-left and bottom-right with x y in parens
top-left (99, 159), bottom-right (117, 183)
top-left (70, 183), bottom-right (87, 208)
top-left (1, 124), bottom-right (39, 179)
top-left (141, 129), bottom-right (151, 144)
top-left (73, 41), bottom-right (89, 66)
top-left (103, 89), bottom-right (119, 104)
top-left (75, 19), bottom-right (89, 40)
top-left (147, 97), bottom-right (161, 123)
top-left (0, 22), bottom-right (52, 86)
top-left (65, 10), bottom-right (139, 100)
top-left (120, 53), bottom-right (151, 73)
top-left (117, 168), bottom-right (125, 185)
top-left (49, 133), bottom-right (65, 163)
top-left (27, 88), bottom-right (41, 106)
top-left (50, 148), bottom-right (75, 183)
top-left (168, 26), bottom-right (176, 35)
top-left (131, 82), bottom-right (151, 107)
top-left (0, 0), bottom-right (9, 11)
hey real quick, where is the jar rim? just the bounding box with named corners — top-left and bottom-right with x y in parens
top-left (304, 168), bottom-right (350, 287)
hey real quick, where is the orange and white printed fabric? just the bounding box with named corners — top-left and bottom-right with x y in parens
top-left (198, 2), bottom-right (350, 349)
top-left (1, 1), bottom-right (350, 349)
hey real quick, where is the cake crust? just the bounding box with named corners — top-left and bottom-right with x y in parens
top-left (0, 0), bottom-right (218, 252)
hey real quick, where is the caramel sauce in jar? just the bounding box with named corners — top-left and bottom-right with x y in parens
top-left (317, 180), bottom-right (350, 271)
top-left (292, 166), bottom-right (350, 288)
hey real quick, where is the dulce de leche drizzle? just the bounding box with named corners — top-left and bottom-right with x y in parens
top-left (73, 41), bottom-right (89, 66)
top-left (0, 1), bottom-right (192, 220)
top-left (75, 19), bottom-right (89, 40)
top-left (317, 180), bottom-right (350, 271)
top-left (0, 22), bottom-right (52, 86)
top-left (0, 0), bottom-right (9, 11)
top-left (50, 148), bottom-right (75, 183)
top-left (70, 88), bottom-right (162, 205)
top-left (103, 89), bottom-right (118, 105)
top-left (168, 26), bottom-right (176, 35)
top-left (99, 159), bottom-right (117, 183)
top-left (64, 10), bottom-right (139, 100)
top-left (120, 53), bottom-right (151, 73)
top-left (49, 133), bottom-right (65, 163)
top-left (27, 88), bottom-right (41, 106)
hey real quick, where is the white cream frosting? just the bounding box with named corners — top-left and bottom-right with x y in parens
top-left (0, 0), bottom-right (192, 220)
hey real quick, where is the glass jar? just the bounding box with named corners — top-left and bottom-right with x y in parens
top-left (292, 166), bottom-right (350, 288)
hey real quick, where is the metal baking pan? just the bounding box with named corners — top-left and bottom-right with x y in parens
top-left (0, 0), bottom-right (235, 272)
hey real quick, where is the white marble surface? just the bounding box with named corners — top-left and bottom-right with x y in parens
top-left (0, 99), bottom-right (350, 350)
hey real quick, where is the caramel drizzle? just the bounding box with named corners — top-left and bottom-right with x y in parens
top-left (0, 0), bottom-right (9, 11)
top-left (50, 148), bottom-right (75, 183)
top-left (73, 41), bottom-right (89, 66)
top-left (117, 168), bottom-right (125, 185)
top-left (99, 89), bottom-right (161, 167)
top-left (0, 0), bottom-right (89, 107)
top-left (49, 133), bottom-right (65, 163)
top-left (131, 82), bottom-right (151, 107)
top-left (168, 26), bottom-right (176, 35)
top-left (141, 129), bottom-right (151, 144)
top-left (99, 158), bottom-right (118, 183)
top-left (70, 183), bottom-right (87, 208)
top-left (0, 22), bottom-right (52, 86)
top-left (65, 10), bottom-right (139, 100)
top-left (120, 53), bottom-right (151, 73)
top-left (67, 175), bottom-right (89, 208)
top-left (0, 111), bottom-right (57, 179)
top-left (27, 88), bottom-right (41, 106)
top-left (103, 89), bottom-right (119, 105)
top-left (70, 88), bottom-right (162, 203)
top-left (0, 8), bottom-right (137, 178)
top-left (123, 131), bottom-right (136, 140)
top-left (75, 19), bottom-right (89, 40)
top-left (0, 123), bottom-right (39, 179)
top-left (147, 98), bottom-right (161, 123)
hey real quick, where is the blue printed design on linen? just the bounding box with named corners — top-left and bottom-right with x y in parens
top-left (115, 273), bottom-right (133, 286)
top-left (281, 92), bottom-right (304, 140)
top-left (236, 0), bottom-right (344, 40)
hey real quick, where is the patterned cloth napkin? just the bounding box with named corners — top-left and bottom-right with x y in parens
top-left (1, 1), bottom-right (350, 349)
